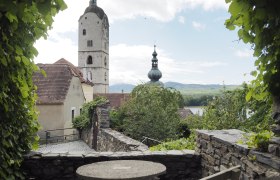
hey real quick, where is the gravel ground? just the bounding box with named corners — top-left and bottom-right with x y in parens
top-left (37, 140), bottom-right (95, 154)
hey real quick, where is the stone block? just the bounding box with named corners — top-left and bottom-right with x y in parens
top-left (214, 149), bottom-right (221, 156)
top-left (240, 172), bottom-right (250, 180)
top-left (221, 157), bottom-right (229, 165)
top-left (167, 150), bottom-right (184, 155)
top-left (250, 150), bottom-right (280, 170)
top-left (265, 170), bottom-right (280, 178)
top-left (200, 139), bottom-right (208, 149)
top-left (215, 159), bottom-right (220, 166)
top-left (268, 144), bottom-right (280, 157)
top-left (235, 143), bottom-right (250, 155)
top-left (220, 145), bottom-right (228, 154)
top-left (213, 166), bottom-right (220, 172)
top-left (219, 165), bottom-right (227, 171)
top-left (212, 141), bottom-right (222, 148)
top-left (231, 156), bottom-right (241, 166)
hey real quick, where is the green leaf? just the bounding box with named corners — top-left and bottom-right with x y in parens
top-left (250, 71), bottom-right (257, 77)
top-left (5, 11), bottom-right (18, 23)
top-left (57, 0), bottom-right (68, 10)
top-left (228, 1), bottom-right (241, 17)
top-left (15, 45), bottom-right (23, 55)
top-left (225, 0), bottom-right (232, 3)
top-left (225, 19), bottom-right (235, 30)
top-left (41, 69), bottom-right (47, 77)
top-left (0, 57), bottom-right (7, 66)
top-left (15, 56), bottom-right (21, 62)
top-left (246, 90), bottom-right (252, 101)
top-left (21, 56), bottom-right (29, 65)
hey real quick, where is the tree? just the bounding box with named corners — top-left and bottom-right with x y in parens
top-left (184, 85), bottom-right (273, 132)
top-left (111, 84), bottom-right (184, 144)
top-left (0, 1), bottom-right (66, 179)
top-left (225, 0), bottom-right (280, 135)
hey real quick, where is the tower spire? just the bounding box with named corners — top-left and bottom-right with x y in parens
top-left (147, 45), bottom-right (162, 85)
top-left (89, 0), bottom-right (97, 6)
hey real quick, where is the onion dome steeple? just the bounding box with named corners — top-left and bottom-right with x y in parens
top-left (147, 45), bottom-right (163, 86)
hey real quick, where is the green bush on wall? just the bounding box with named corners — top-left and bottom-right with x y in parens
top-left (73, 97), bottom-right (108, 130)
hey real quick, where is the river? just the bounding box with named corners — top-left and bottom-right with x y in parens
top-left (187, 106), bottom-right (204, 116)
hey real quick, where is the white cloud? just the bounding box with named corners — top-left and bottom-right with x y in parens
top-left (34, 34), bottom-right (77, 65)
top-left (192, 21), bottom-right (206, 31)
top-left (178, 16), bottom-right (185, 24)
top-left (235, 49), bottom-right (253, 58)
top-left (99, 0), bottom-right (227, 22)
top-left (109, 44), bottom-right (227, 85)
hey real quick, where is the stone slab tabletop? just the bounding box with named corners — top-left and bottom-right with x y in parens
top-left (76, 160), bottom-right (166, 180)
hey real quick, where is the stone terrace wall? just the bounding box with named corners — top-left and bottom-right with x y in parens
top-left (196, 129), bottom-right (280, 179)
top-left (97, 128), bottom-right (148, 152)
top-left (22, 150), bottom-right (201, 180)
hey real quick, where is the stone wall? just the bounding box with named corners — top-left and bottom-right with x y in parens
top-left (196, 129), bottom-right (280, 179)
top-left (80, 102), bottom-right (110, 149)
top-left (97, 128), bottom-right (148, 152)
top-left (22, 150), bottom-right (201, 180)
top-left (80, 101), bottom-right (148, 152)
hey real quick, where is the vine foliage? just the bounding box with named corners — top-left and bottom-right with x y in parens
top-left (225, 0), bottom-right (280, 99)
top-left (73, 97), bottom-right (108, 130)
top-left (0, 1), bottom-right (66, 179)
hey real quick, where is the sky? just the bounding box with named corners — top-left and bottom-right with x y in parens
top-left (34, 0), bottom-right (256, 85)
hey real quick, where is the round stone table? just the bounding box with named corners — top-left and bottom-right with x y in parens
top-left (76, 160), bottom-right (166, 180)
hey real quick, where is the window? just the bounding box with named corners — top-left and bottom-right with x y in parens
top-left (83, 29), bottom-right (86, 35)
top-left (80, 108), bottom-right (82, 115)
top-left (87, 40), bottom-right (93, 47)
top-left (104, 57), bottom-right (107, 67)
top-left (87, 56), bottom-right (93, 64)
top-left (71, 109), bottom-right (75, 121)
top-left (104, 72), bottom-right (107, 81)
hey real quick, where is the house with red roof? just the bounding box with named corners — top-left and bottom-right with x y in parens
top-left (33, 61), bottom-right (86, 139)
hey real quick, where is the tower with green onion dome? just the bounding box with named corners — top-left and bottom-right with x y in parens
top-left (147, 45), bottom-right (164, 86)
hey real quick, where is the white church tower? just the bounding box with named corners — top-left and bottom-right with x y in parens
top-left (78, 0), bottom-right (109, 94)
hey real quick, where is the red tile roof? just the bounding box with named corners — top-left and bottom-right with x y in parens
top-left (33, 64), bottom-right (75, 104)
top-left (54, 58), bottom-right (93, 86)
top-left (93, 93), bottom-right (130, 108)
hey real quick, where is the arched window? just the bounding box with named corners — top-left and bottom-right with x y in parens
top-left (83, 29), bottom-right (86, 35)
top-left (87, 56), bottom-right (93, 64)
top-left (104, 57), bottom-right (107, 67)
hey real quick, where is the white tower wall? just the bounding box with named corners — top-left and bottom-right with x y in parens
top-left (78, 3), bottom-right (109, 94)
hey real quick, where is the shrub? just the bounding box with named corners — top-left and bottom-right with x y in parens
top-left (112, 84), bottom-right (183, 144)
top-left (150, 131), bottom-right (196, 151)
top-left (73, 97), bottom-right (108, 130)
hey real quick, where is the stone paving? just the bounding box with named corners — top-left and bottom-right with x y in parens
top-left (37, 140), bottom-right (95, 154)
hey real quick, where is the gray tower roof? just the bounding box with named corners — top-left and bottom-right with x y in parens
top-left (147, 46), bottom-right (163, 86)
top-left (80, 0), bottom-right (109, 28)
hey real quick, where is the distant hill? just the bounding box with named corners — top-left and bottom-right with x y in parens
top-left (109, 82), bottom-right (240, 95)
top-left (109, 83), bottom-right (135, 93)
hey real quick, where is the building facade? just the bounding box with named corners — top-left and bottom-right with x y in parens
top-left (78, 0), bottom-right (109, 94)
top-left (33, 64), bottom-right (85, 139)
